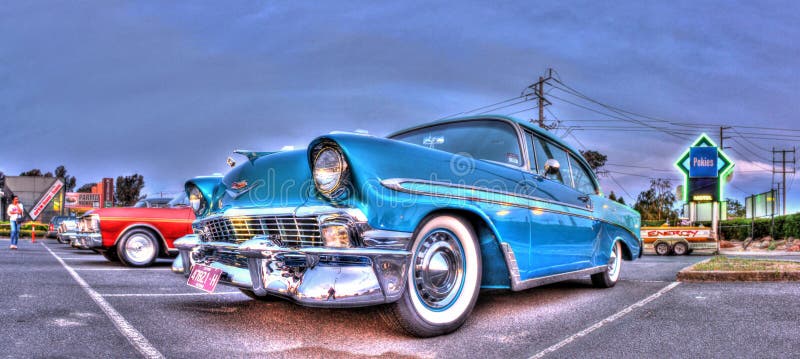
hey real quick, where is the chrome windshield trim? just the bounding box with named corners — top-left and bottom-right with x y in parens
top-left (381, 178), bottom-right (593, 212)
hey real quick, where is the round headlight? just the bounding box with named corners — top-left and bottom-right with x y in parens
top-left (188, 186), bottom-right (207, 216)
top-left (313, 147), bottom-right (346, 194)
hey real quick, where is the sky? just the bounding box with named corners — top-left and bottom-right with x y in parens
top-left (1, 1), bottom-right (798, 212)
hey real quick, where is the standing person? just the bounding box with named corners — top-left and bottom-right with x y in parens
top-left (7, 196), bottom-right (24, 250)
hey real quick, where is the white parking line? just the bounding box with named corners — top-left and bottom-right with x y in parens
top-left (101, 292), bottom-right (242, 297)
top-left (42, 242), bottom-right (165, 359)
top-left (529, 281), bottom-right (681, 359)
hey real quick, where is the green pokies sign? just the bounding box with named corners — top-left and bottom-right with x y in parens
top-left (674, 133), bottom-right (734, 202)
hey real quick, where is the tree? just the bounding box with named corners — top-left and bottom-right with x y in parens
top-left (115, 174), bottom-right (145, 207)
top-left (726, 198), bottom-right (746, 218)
top-left (76, 183), bottom-right (96, 193)
top-left (617, 197), bottom-right (626, 205)
top-left (579, 150), bottom-right (608, 175)
top-left (54, 165), bottom-right (77, 192)
top-left (633, 178), bottom-right (678, 222)
top-left (20, 169), bottom-right (43, 176)
top-left (608, 191), bottom-right (618, 201)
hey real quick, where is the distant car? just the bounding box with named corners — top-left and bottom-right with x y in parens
top-left (171, 115), bottom-right (642, 337)
top-left (48, 215), bottom-right (76, 238)
top-left (133, 198), bottom-right (173, 208)
top-left (76, 193), bottom-right (197, 267)
top-left (57, 218), bottom-right (78, 244)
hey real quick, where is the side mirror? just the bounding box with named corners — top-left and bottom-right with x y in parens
top-left (544, 159), bottom-right (561, 175)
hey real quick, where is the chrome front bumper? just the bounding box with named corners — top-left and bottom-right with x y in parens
top-left (75, 232), bottom-right (102, 249)
top-left (58, 231), bottom-right (77, 243)
top-left (173, 230), bottom-right (413, 308)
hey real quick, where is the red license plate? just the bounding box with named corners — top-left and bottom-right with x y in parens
top-left (187, 264), bottom-right (223, 293)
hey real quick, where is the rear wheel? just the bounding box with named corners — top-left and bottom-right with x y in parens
top-left (383, 215), bottom-right (481, 337)
top-left (654, 242), bottom-right (672, 256)
top-left (591, 241), bottom-right (622, 288)
top-left (117, 229), bottom-right (159, 267)
top-left (672, 242), bottom-right (689, 256)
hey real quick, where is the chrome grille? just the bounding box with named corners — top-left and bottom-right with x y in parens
top-left (195, 215), bottom-right (322, 247)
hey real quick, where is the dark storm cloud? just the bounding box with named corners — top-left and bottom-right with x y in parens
top-left (1, 1), bottom-right (798, 208)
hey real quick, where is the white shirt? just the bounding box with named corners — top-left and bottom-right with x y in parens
top-left (7, 203), bottom-right (24, 221)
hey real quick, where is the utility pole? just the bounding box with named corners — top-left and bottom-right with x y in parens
top-left (526, 68), bottom-right (556, 130)
top-left (772, 147), bottom-right (796, 215)
top-left (719, 126), bottom-right (731, 149)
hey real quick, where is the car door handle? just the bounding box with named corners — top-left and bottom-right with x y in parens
top-left (578, 195), bottom-right (590, 203)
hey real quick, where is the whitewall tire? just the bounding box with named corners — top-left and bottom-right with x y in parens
top-left (117, 229), bottom-right (159, 267)
top-left (384, 215), bottom-right (481, 337)
top-left (591, 241), bottom-right (622, 288)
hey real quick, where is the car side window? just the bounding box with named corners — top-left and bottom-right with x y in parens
top-left (533, 138), bottom-right (572, 186)
top-left (570, 154), bottom-right (597, 194)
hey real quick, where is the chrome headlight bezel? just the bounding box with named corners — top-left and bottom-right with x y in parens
top-left (311, 144), bottom-right (350, 199)
top-left (187, 185), bottom-right (207, 217)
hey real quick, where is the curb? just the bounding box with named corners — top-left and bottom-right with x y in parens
top-left (720, 251), bottom-right (800, 256)
top-left (677, 258), bottom-right (800, 282)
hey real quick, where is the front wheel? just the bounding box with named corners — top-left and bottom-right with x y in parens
top-left (116, 229), bottom-right (159, 267)
top-left (592, 241), bottom-right (622, 288)
top-left (383, 215), bottom-right (482, 337)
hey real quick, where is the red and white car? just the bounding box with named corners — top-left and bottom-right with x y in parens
top-left (76, 195), bottom-right (195, 267)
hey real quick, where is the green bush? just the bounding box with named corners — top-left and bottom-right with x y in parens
top-left (0, 221), bottom-right (50, 232)
top-left (0, 230), bottom-right (47, 238)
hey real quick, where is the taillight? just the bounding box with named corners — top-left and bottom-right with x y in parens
top-left (49, 223), bottom-right (54, 231)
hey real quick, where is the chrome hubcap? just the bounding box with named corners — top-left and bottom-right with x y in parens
top-left (126, 234), bottom-right (156, 263)
top-left (413, 230), bottom-right (464, 309)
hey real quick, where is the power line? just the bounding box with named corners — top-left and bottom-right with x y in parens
top-left (730, 138), bottom-right (772, 162)
top-left (438, 94), bottom-right (526, 120)
top-left (605, 163), bottom-right (676, 172)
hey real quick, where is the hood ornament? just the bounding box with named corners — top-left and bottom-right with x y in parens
top-left (230, 180), bottom-right (248, 190)
top-left (226, 157), bottom-right (236, 167)
top-left (226, 179), bottom-right (252, 199)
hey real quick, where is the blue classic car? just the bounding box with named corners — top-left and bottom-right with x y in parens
top-left (172, 115), bottom-right (642, 337)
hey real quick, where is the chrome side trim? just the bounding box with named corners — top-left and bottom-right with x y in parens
top-left (382, 178), bottom-right (641, 240)
top-left (381, 177), bottom-right (592, 212)
top-left (500, 243), bottom-right (606, 291)
top-left (362, 229), bottom-right (413, 250)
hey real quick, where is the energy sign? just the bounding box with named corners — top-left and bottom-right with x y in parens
top-left (675, 134), bottom-right (734, 202)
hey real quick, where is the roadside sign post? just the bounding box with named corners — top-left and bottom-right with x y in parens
top-left (675, 133), bottom-right (734, 255)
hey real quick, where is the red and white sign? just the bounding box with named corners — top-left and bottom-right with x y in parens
top-left (64, 192), bottom-right (80, 208)
top-left (30, 180), bottom-right (64, 220)
top-left (641, 229), bottom-right (712, 239)
top-left (187, 264), bottom-right (223, 293)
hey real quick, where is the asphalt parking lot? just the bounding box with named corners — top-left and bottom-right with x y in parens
top-left (2, 237), bottom-right (799, 359)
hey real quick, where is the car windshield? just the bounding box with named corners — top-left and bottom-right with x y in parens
top-left (168, 193), bottom-right (189, 208)
top-left (390, 120), bottom-right (523, 166)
